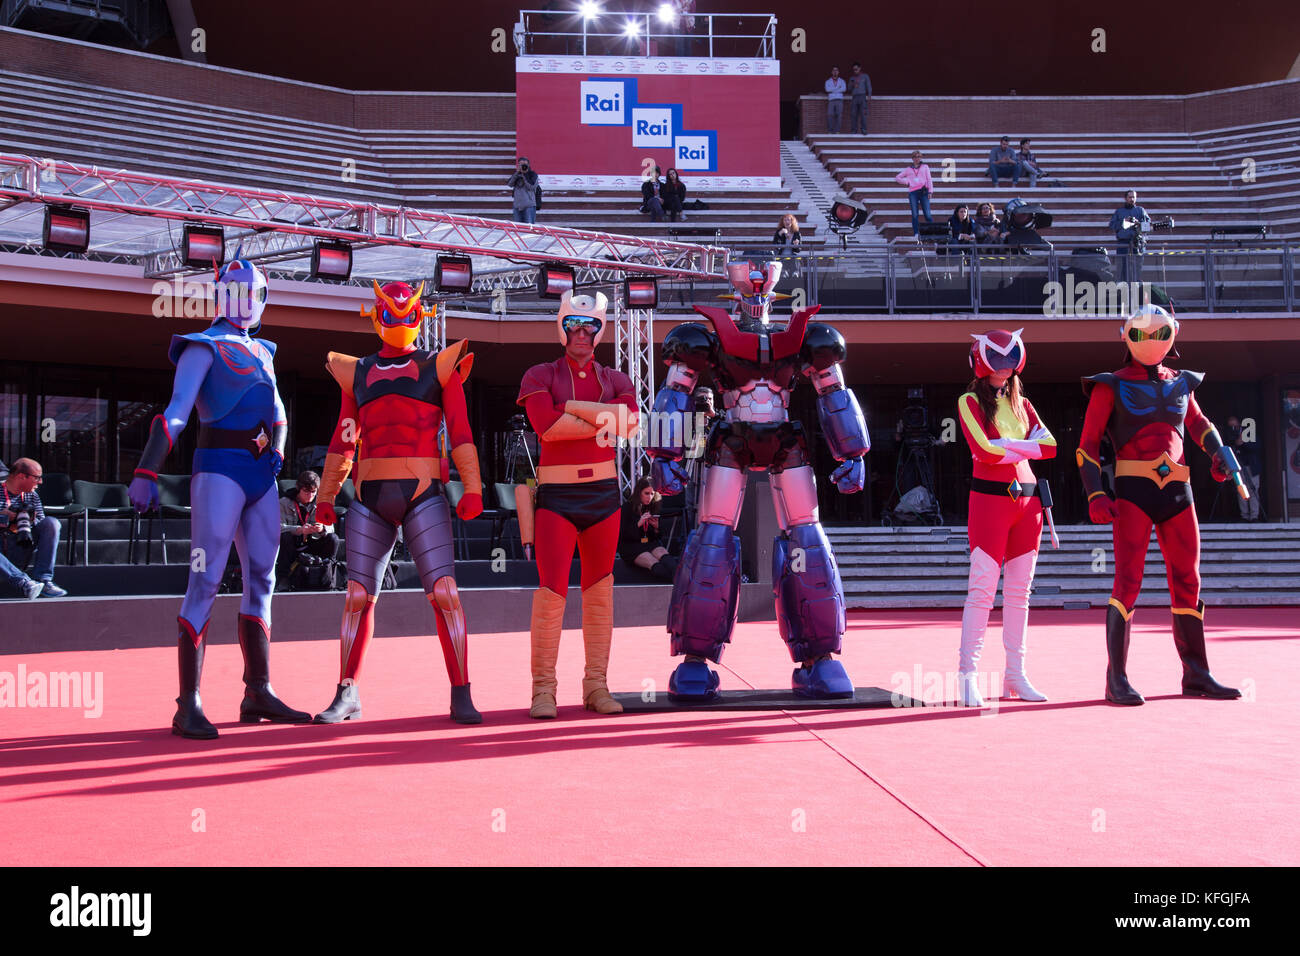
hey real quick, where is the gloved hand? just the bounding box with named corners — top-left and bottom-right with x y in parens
top-left (989, 439), bottom-right (1029, 464)
top-left (1210, 448), bottom-right (1231, 483)
top-left (457, 491), bottom-right (483, 521)
top-left (316, 502), bottom-right (337, 526)
top-left (129, 475), bottom-right (159, 514)
top-left (831, 457), bottom-right (865, 494)
top-left (992, 437), bottom-right (1044, 460)
top-left (1088, 495), bottom-right (1117, 524)
top-left (651, 458), bottom-right (689, 496)
top-left (270, 450), bottom-right (284, 478)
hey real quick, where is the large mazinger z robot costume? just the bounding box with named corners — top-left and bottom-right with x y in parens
top-left (314, 281), bottom-right (485, 725)
top-left (516, 291), bottom-right (639, 720)
top-left (648, 261), bottom-right (870, 700)
top-left (1077, 304), bottom-right (1243, 705)
top-left (130, 258), bottom-right (310, 739)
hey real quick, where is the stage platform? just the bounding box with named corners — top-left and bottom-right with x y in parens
top-left (2, 608), bottom-right (1294, 867)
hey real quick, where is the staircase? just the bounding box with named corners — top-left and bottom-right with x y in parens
top-left (826, 523), bottom-right (1300, 608)
top-left (780, 140), bottom-right (888, 276)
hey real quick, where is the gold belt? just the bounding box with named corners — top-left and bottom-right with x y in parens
top-left (537, 460), bottom-right (617, 485)
top-left (1116, 453), bottom-right (1189, 490)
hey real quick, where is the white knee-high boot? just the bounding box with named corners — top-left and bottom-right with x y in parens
top-left (1001, 549), bottom-right (1047, 701)
top-left (958, 548), bottom-right (1000, 706)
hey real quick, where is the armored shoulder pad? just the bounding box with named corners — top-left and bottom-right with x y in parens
top-left (801, 322), bottom-right (847, 371)
top-left (1081, 371), bottom-right (1119, 397)
top-left (1179, 370), bottom-right (1205, 390)
top-left (326, 352), bottom-right (359, 395)
top-left (662, 322), bottom-right (716, 372)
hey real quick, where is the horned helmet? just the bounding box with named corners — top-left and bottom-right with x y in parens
top-left (361, 280), bottom-right (427, 350)
top-left (213, 258), bottom-right (269, 332)
top-left (969, 328), bottom-right (1027, 379)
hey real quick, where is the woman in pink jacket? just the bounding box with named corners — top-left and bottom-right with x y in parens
top-left (895, 150), bottom-right (934, 238)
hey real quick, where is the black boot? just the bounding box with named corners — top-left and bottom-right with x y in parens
top-left (1173, 603), bottom-right (1241, 699)
top-left (650, 560), bottom-right (674, 581)
top-left (450, 683), bottom-right (482, 724)
top-left (314, 682), bottom-right (362, 723)
top-left (174, 618), bottom-right (218, 739)
top-left (237, 615), bottom-right (312, 723)
top-left (1105, 603), bottom-right (1144, 706)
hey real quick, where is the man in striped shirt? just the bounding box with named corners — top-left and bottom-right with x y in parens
top-left (1, 458), bottom-right (66, 599)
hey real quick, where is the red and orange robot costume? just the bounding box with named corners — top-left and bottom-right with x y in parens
top-left (516, 291), bottom-right (639, 719)
top-left (1077, 304), bottom-right (1241, 705)
top-left (956, 329), bottom-right (1056, 707)
top-left (313, 281), bottom-right (485, 725)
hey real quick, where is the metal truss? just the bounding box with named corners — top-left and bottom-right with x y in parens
top-left (614, 293), bottom-right (656, 497)
top-left (0, 155), bottom-right (727, 282)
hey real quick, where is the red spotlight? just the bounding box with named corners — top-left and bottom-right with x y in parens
top-left (182, 225), bottom-right (225, 268)
top-left (43, 205), bottom-right (90, 253)
top-left (434, 255), bottom-right (473, 293)
top-left (624, 276), bottom-right (658, 308)
top-left (536, 263), bottom-right (575, 299)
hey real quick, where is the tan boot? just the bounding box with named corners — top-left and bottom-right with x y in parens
top-left (581, 575), bottom-right (623, 714)
top-left (529, 587), bottom-right (565, 719)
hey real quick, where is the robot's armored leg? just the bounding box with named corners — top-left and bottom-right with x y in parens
top-left (668, 465), bottom-right (746, 699)
top-left (770, 466), bottom-right (854, 698)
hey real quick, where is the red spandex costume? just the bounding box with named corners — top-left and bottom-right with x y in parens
top-left (516, 291), bottom-right (638, 718)
top-left (1077, 304), bottom-right (1240, 705)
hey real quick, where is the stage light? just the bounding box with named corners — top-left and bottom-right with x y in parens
top-left (182, 225), bottom-right (225, 268)
top-left (42, 205), bottom-right (90, 254)
top-left (578, 1), bottom-right (600, 19)
top-left (310, 240), bottom-right (352, 281)
top-left (536, 263), bottom-right (575, 299)
top-left (624, 276), bottom-right (658, 309)
top-left (827, 196), bottom-right (870, 230)
top-left (434, 255), bottom-right (473, 293)
top-left (624, 19), bottom-right (640, 37)
top-left (657, 3), bottom-right (675, 23)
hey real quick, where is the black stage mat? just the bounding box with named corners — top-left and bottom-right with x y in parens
top-left (612, 686), bottom-right (920, 712)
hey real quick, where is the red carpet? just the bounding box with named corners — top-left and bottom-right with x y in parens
top-left (2, 608), bottom-right (1295, 866)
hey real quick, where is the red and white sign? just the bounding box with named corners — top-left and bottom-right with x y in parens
top-left (516, 56), bottom-right (781, 190)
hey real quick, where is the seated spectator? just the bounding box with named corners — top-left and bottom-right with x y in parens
top-left (641, 167), bottom-right (667, 222)
top-left (1014, 138), bottom-right (1041, 188)
top-left (986, 136), bottom-right (1017, 186)
top-left (773, 213), bottom-right (802, 252)
top-left (972, 202), bottom-right (1003, 244)
top-left (619, 477), bottom-right (676, 581)
top-left (0, 457), bottom-right (66, 598)
top-left (662, 168), bottom-right (687, 222)
top-left (278, 470), bottom-right (339, 580)
top-left (947, 204), bottom-right (976, 248)
top-left (894, 150), bottom-right (934, 238)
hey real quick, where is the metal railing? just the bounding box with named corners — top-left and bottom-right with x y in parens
top-left (658, 238), bottom-right (1300, 315)
top-left (515, 8), bottom-right (778, 59)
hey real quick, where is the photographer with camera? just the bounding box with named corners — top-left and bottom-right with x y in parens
top-left (508, 156), bottom-right (540, 224)
top-left (277, 470), bottom-right (339, 586)
top-left (0, 458), bottom-right (66, 599)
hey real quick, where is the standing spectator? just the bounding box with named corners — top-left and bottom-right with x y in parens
top-left (641, 166), bottom-right (667, 222)
top-left (986, 136), bottom-right (1018, 186)
top-left (1226, 416), bottom-right (1262, 521)
top-left (824, 66), bottom-right (846, 133)
top-left (894, 150), bottom-right (934, 238)
top-left (773, 213), bottom-right (802, 252)
top-left (508, 156), bottom-right (539, 224)
top-left (278, 470), bottom-right (340, 580)
top-left (972, 202), bottom-right (1003, 244)
top-left (661, 168), bottom-right (687, 222)
top-left (947, 204), bottom-right (976, 248)
top-left (847, 62), bottom-right (872, 134)
top-left (1014, 138), bottom-right (1041, 188)
top-left (0, 457), bottom-right (66, 598)
top-left (1108, 189), bottom-right (1151, 283)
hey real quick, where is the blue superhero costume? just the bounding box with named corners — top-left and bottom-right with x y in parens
top-left (130, 258), bottom-right (310, 738)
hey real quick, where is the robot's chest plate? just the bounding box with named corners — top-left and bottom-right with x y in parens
top-left (1111, 375), bottom-right (1190, 445)
top-left (715, 352), bottom-right (798, 424)
top-left (354, 352), bottom-right (441, 408)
